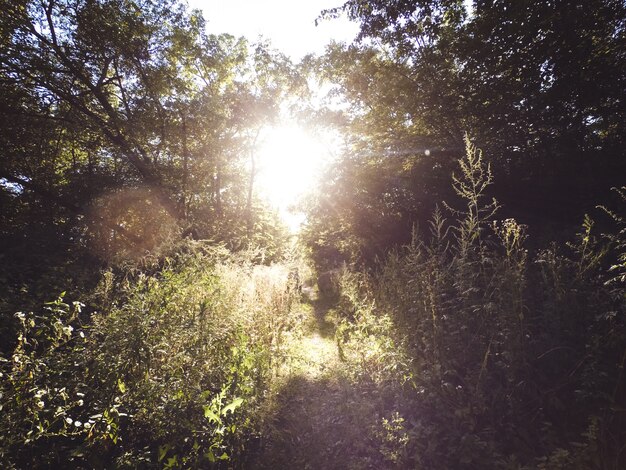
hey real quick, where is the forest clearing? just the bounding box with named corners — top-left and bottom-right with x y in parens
top-left (1, 0), bottom-right (625, 468)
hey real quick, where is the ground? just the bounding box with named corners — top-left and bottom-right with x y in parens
top-left (252, 286), bottom-right (408, 469)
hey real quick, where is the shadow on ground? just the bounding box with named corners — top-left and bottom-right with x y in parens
top-left (311, 296), bottom-right (336, 339)
top-left (253, 374), bottom-right (392, 470)
top-left (248, 290), bottom-right (407, 469)
top-left (299, 285), bottom-right (336, 339)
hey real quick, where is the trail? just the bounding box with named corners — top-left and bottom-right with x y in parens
top-left (253, 287), bottom-right (394, 469)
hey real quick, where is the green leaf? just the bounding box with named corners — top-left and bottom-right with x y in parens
top-left (158, 444), bottom-right (171, 462)
top-left (117, 378), bottom-right (126, 394)
top-left (203, 405), bottom-right (221, 424)
top-left (222, 397), bottom-right (244, 415)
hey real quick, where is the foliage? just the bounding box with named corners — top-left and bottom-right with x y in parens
top-left (599, 186), bottom-right (626, 287)
top-left (1, 0), bottom-right (625, 467)
top-left (312, 0), bottom-right (626, 248)
top-left (327, 142), bottom-right (626, 468)
top-left (0, 0), bottom-right (299, 350)
top-left (0, 243), bottom-right (303, 468)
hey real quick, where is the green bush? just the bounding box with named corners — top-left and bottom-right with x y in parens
top-left (0, 243), bottom-right (303, 468)
top-left (331, 138), bottom-right (626, 469)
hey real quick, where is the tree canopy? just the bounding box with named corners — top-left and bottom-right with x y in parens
top-left (1, 1), bottom-right (625, 468)
top-left (303, 0), bottom-right (626, 267)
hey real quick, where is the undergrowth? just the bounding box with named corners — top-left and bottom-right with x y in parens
top-left (330, 137), bottom-right (626, 469)
top-left (2, 139), bottom-right (624, 469)
top-left (0, 243), bottom-right (304, 468)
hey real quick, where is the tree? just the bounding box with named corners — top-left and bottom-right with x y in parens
top-left (1, 0), bottom-right (302, 251)
top-left (0, 0), bottom-right (302, 348)
top-left (305, 0), bottom-right (626, 266)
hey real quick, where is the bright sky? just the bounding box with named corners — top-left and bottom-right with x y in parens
top-left (186, 0), bottom-right (359, 60)
top-left (185, 0), bottom-right (355, 232)
top-left (255, 125), bottom-right (339, 231)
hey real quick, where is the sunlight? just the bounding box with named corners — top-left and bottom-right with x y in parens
top-left (303, 333), bottom-right (336, 368)
top-left (290, 332), bottom-right (338, 378)
top-left (256, 124), bottom-right (332, 231)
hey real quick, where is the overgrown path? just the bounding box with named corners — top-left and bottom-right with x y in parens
top-left (253, 288), bottom-right (395, 469)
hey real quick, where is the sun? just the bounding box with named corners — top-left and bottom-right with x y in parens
top-left (256, 124), bottom-right (333, 231)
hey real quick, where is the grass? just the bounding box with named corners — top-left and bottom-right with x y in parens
top-left (252, 286), bottom-right (409, 469)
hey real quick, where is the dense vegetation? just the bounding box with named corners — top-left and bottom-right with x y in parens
top-left (1, 0), bottom-right (625, 468)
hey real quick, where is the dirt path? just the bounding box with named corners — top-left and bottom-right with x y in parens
top-left (252, 290), bottom-right (394, 469)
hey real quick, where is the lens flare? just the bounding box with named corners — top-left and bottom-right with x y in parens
top-left (256, 125), bottom-right (333, 232)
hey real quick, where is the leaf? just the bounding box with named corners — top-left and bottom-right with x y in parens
top-left (222, 397), bottom-right (244, 415)
top-left (203, 405), bottom-right (221, 424)
top-left (117, 378), bottom-right (126, 394)
top-left (158, 444), bottom-right (171, 462)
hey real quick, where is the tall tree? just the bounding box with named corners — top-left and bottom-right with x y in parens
top-left (306, 0), bottom-right (626, 267)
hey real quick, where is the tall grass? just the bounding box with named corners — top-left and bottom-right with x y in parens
top-left (334, 136), bottom-right (626, 469)
top-left (0, 242), bottom-right (304, 468)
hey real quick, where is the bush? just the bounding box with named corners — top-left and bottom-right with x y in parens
top-left (0, 242), bottom-right (303, 468)
top-left (331, 137), bottom-right (626, 468)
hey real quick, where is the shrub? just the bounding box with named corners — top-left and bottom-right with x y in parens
top-left (332, 138), bottom-right (626, 468)
top-left (0, 242), bottom-right (303, 468)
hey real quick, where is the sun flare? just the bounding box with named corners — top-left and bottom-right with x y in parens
top-left (256, 125), bottom-right (333, 231)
